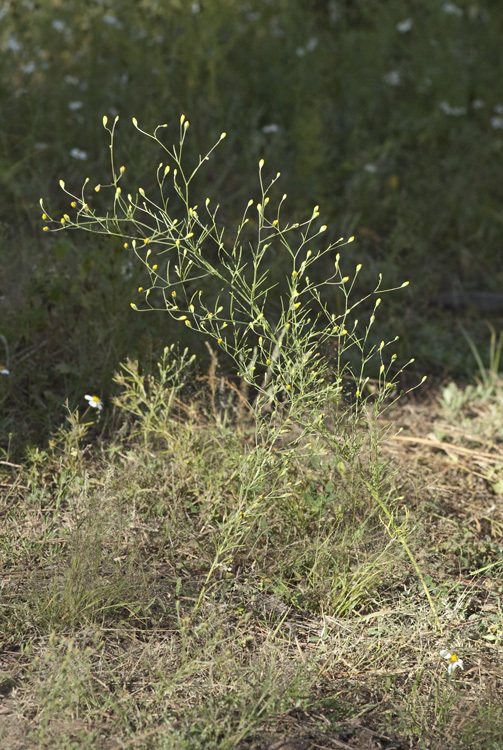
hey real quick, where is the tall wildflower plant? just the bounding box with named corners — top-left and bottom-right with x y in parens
top-left (41, 115), bottom-right (414, 428)
top-left (41, 115), bottom-right (432, 613)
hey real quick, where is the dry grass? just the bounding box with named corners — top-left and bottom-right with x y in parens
top-left (2, 375), bottom-right (503, 749)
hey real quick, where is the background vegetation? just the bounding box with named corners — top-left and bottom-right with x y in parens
top-left (2, 0), bottom-right (503, 449)
top-left (1, 1), bottom-right (503, 748)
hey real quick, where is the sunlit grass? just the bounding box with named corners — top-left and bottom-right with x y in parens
top-left (2, 2), bottom-right (503, 747)
top-left (2, 369), bottom-right (503, 748)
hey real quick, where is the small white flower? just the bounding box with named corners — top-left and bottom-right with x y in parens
top-left (21, 61), bottom-right (36, 75)
top-left (440, 649), bottom-right (464, 675)
top-left (103, 14), bottom-right (120, 26)
top-left (396, 18), bottom-right (413, 33)
top-left (70, 148), bottom-right (88, 160)
top-left (383, 70), bottom-right (401, 87)
top-left (51, 19), bottom-right (67, 33)
top-left (491, 116), bottom-right (503, 130)
top-left (471, 99), bottom-right (485, 109)
top-left (305, 37), bottom-right (319, 53)
top-left (295, 36), bottom-right (318, 57)
top-left (0, 365), bottom-right (9, 375)
top-left (5, 35), bottom-right (23, 53)
top-left (364, 163), bottom-right (378, 174)
top-left (494, 104), bottom-right (503, 115)
top-left (85, 394), bottom-right (103, 411)
top-left (120, 261), bottom-right (134, 280)
top-left (442, 2), bottom-right (463, 16)
top-left (262, 123), bottom-right (279, 134)
top-left (68, 100), bottom-right (83, 111)
top-left (439, 101), bottom-right (467, 117)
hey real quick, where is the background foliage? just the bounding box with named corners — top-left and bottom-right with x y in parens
top-left (2, 0), bottom-right (503, 450)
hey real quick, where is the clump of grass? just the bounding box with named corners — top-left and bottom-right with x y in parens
top-left (3, 358), bottom-right (503, 747)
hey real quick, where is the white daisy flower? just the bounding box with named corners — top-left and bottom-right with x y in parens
top-left (21, 61), bottom-right (36, 75)
top-left (262, 123), bottom-right (279, 134)
top-left (0, 365), bottom-right (9, 375)
top-left (440, 649), bottom-right (464, 675)
top-left (51, 19), bottom-right (67, 33)
top-left (442, 2), bottom-right (463, 16)
top-left (70, 148), bottom-right (88, 161)
top-left (396, 18), bottom-right (413, 33)
top-left (103, 14), bottom-right (121, 26)
top-left (439, 101), bottom-right (467, 117)
top-left (85, 394), bottom-right (103, 411)
top-left (383, 70), bottom-right (401, 87)
top-left (5, 35), bottom-right (23, 53)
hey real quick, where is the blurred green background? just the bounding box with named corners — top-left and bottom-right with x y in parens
top-left (2, 0), bottom-right (503, 452)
